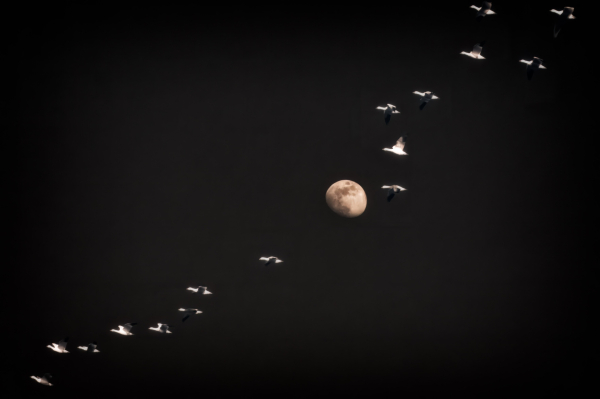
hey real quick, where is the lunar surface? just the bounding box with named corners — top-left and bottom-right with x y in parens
top-left (325, 180), bottom-right (367, 218)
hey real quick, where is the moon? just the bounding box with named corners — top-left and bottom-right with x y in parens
top-left (325, 180), bottom-right (367, 218)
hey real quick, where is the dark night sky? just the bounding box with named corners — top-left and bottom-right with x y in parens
top-left (9, 2), bottom-right (597, 398)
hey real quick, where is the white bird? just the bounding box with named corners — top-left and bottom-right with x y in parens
top-left (471, 2), bottom-right (496, 20)
top-left (110, 322), bottom-right (137, 336)
top-left (149, 323), bottom-right (172, 333)
top-left (47, 337), bottom-right (69, 353)
top-left (461, 41), bottom-right (486, 59)
top-left (383, 136), bottom-right (408, 156)
top-left (376, 104), bottom-right (400, 125)
top-left (382, 185), bottom-right (407, 202)
top-left (550, 7), bottom-right (575, 37)
top-left (77, 341), bottom-right (99, 353)
top-left (413, 91), bottom-right (439, 110)
top-left (520, 57), bottom-right (547, 80)
top-left (187, 286), bottom-right (212, 295)
top-left (30, 374), bottom-right (52, 386)
top-left (179, 308), bottom-right (203, 322)
top-left (259, 256), bottom-right (283, 265)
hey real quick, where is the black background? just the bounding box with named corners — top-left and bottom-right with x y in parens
top-left (9, 2), bottom-right (596, 398)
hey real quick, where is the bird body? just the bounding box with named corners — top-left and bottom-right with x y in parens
top-left (77, 341), bottom-right (99, 352)
top-left (520, 57), bottom-right (547, 80)
top-left (179, 308), bottom-right (203, 322)
top-left (31, 374), bottom-right (52, 386)
top-left (47, 337), bottom-right (69, 353)
top-left (187, 286), bottom-right (212, 295)
top-left (149, 323), bottom-right (172, 333)
top-left (413, 91), bottom-right (439, 110)
top-left (111, 322), bottom-right (137, 335)
top-left (551, 7), bottom-right (575, 37)
top-left (259, 256), bottom-right (283, 265)
top-left (383, 136), bottom-right (408, 156)
top-left (376, 104), bottom-right (400, 125)
top-left (382, 185), bottom-right (407, 202)
top-left (461, 41), bottom-right (486, 59)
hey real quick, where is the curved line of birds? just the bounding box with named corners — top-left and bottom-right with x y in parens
top-left (30, 3), bottom-right (576, 387)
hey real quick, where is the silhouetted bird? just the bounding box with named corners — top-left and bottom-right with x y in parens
top-left (413, 91), bottom-right (439, 110)
top-left (47, 337), bottom-right (69, 353)
top-left (550, 7), bottom-right (575, 37)
top-left (187, 286), bottom-right (212, 295)
top-left (520, 57), bottom-right (547, 80)
top-left (376, 104), bottom-right (400, 125)
top-left (383, 136), bottom-right (408, 156)
top-left (149, 323), bottom-right (172, 333)
top-left (382, 185), bottom-right (407, 202)
top-left (259, 256), bottom-right (283, 265)
top-left (461, 41), bottom-right (486, 59)
top-left (77, 341), bottom-right (99, 353)
top-left (111, 322), bottom-right (137, 336)
top-left (31, 374), bottom-right (52, 386)
top-left (471, 2), bottom-right (496, 21)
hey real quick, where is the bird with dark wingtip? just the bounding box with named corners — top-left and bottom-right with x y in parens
top-left (550, 7), bottom-right (575, 38)
top-left (471, 1), bottom-right (496, 21)
top-left (376, 104), bottom-right (400, 125)
top-left (413, 91), bottom-right (439, 110)
top-left (461, 41), bottom-right (486, 59)
top-left (520, 57), bottom-right (547, 80)
top-left (382, 185), bottom-right (407, 202)
top-left (77, 341), bottom-right (100, 352)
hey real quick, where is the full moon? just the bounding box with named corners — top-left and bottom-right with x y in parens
top-left (325, 180), bottom-right (367, 218)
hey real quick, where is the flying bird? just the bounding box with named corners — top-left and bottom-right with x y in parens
top-left (259, 256), bottom-right (283, 265)
top-left (47, 337), bottom-right (69, 353)
top-left (383, 136), bottom-right (408, 156)
top-left (77, 341), bottom-right (99, 353)
top-left (520, 57), bottom-right (547, 80)
top-left (413, 91), bottom-right (439, 110)
top-left (382, 185), bottom-right (407, 202)
top-left (110, 322), bottom-right (137, 336)
top-left (30, 374), bottom-right (52, 386)
top-left (179, 308), bottom-right (203, 322)
top-left (149, 323), bottom-right (172, 333)
top-left (187, 286), bottom-right (212, 295)
top-left (376, 104), bottom-right (400, 125)
top-left (461, 41), bottom-right (486, 59)
top-left (471, 2), bottom-right (496, 20)
top-left (550, 7), bottom-right (575, 37)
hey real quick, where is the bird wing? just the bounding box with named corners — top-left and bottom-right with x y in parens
top-left (259, 257), bottom-right (269, 261)
top-left (482, 1), bottom-right (491, 11)
top-left (387, 191), bottom-right (395, 202)
top-left (413, 91), bottom-right (424, 96)
top-left (396, 136), bottom-right (406, 150)
top-left (160, 324), bottom-right (169, 332)
top-left (384, 114), bottom-right (391, 125)
top-left (419, 102), bottom-right (427, 110)
top-left (472, 44), bottom-right (482, 57)
top-left (187, 287), bottom-right (197, 291)
top-left (123, 323), bottom-right (135, 332)
top-left (58, 338), bottom-right (68, 351)
top-left (182, 314), bottom-right (190, 322)
top-left (527, 67), bottom-right (534, 80)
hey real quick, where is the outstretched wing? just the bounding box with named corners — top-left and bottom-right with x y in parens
top-left (384, 113), bottom-right (391, 125)
top-left (182, 314), bottom-right (190, 322)
top-left (419, 102), bottom-right (427, 110)
top-left (58, 337), bottom-right (69, 351)
top-left (527, 66), bottom-right (534, 80)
